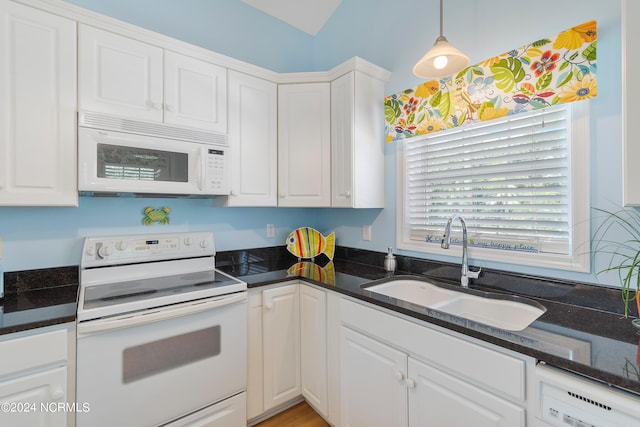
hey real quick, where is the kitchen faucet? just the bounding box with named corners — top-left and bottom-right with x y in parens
top-left (440, 214), bottom-right (481, 288)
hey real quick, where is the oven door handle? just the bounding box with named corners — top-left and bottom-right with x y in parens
top-left (77, 292), bottom-right (247, 335)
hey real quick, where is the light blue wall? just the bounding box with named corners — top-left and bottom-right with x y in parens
top-left (61, 0), bottom-right (315, 72)
top-left (0, 0), bottom-right (627, 290)
top-left (313, 0), bottom-right (623, 287)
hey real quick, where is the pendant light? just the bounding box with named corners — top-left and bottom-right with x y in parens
top-left (413, 0), bottom-right (469, 79)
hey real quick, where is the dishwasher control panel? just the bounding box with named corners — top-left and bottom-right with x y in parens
top-left (536, 364), bottom-right (640, 427)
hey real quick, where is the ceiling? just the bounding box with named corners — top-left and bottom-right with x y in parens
top-left (240, 0), bottom-right (342, 36)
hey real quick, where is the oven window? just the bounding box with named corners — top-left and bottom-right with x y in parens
top-left (122, 326), bottom-right (220, 383)
top-left (97, 143), bottom-right (188, 182)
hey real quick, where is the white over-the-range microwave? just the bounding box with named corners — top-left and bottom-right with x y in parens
top-left (78, 111), bottom-right (229, 197)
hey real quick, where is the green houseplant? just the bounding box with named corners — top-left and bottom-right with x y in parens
top-left (592, 207), bottom-right (640, 317)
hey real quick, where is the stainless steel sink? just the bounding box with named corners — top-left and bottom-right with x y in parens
top-left (363, 277), bottom-right (546, 331)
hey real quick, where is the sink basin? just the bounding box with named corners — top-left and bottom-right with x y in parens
top-left (361, 279), bottom-right (457, 307)
top-left (363, 278), bottom-right (545, 331)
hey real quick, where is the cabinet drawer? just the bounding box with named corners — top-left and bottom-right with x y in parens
top-left (0, 329), bottom-right (67, 377)
top-left (340, 298), bottom-right (526, 401)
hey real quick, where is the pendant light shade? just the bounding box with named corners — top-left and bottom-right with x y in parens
top-left (413, 0), bottom-right (469, 79)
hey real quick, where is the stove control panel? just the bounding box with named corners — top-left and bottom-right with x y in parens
top-left (81, 232), bottom-right (215, 268)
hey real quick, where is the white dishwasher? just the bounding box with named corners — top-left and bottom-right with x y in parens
top-left (536, 363), bottom-right (640, 427)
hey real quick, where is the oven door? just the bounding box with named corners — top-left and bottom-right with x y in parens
top-left (78, 126), bottom-right (206, 195)
top-left (76, 292), bottom-right (247, 427)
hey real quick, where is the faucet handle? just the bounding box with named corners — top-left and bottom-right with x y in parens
top-left (467, 267), bottom-right (482, 279)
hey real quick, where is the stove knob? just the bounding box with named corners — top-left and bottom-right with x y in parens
top-left (98, 245), bottom-right (112, 258)
top-left (115, 241), bottom-right (128, 251)
top-left (85, 246), bottom-right (96, 257)
top-left (199, 239), bottom-right (209, 249)
top-left (184, 237), bottom-right (193, 246)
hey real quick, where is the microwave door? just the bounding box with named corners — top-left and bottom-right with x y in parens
top-left (78, 128), bottom-right (204, 195)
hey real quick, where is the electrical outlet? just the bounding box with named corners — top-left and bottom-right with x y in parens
top-left (266, 224), bottom-right (275, 238)
top-left (363, 225), bottom-right (372, 241)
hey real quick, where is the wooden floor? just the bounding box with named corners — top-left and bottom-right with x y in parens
top-left (255, 402), bottom-right (330, 427)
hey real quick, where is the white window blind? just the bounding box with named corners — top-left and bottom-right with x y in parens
top-left (404, 104), bottom-right (573, 255)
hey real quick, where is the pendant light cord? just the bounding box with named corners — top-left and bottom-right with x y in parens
top-left (439, 0), bottom-right (444, 37)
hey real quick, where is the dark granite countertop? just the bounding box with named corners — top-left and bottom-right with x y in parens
top-left (0, 266), bottom-right (78, 336)
top-left (4, 246), bottom-right (640, 398)
top-left (217, 246), bottom-right (640, 397)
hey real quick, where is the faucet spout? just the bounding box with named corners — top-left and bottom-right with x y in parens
top-left (440, 214), bottom-right (481, 288)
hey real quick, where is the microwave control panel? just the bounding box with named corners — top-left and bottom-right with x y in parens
top-left (205, 148), bottom-right (229, 194)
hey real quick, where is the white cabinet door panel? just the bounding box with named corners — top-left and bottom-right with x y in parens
top-left (246, 291), bottom-right (264, 419)
top-left (0, 0), bottom-right (77, 206)
top-left (262, 284), bottom-right (300, 410)
top-left (331, 70), bottom-right (385, 208)
top-left (278, 83), bottom-right (330, 207)
top-left (227, 71), bottom-right (277, 206)
top-left (79, 24), bottom-right (163, 122)
top-left (408, 357), bottom-right (525, 427)
top-left (164, 51), bottom-right (226, 132)
top-left (0, 367), bottom-right (67, 427)
top-left (300, 284), bottom-right (328, 417)
top-left (340, 326), bottom-right (408, 427)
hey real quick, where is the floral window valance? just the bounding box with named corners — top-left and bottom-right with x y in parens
top-left (385, 20), bottom-right (597, 142)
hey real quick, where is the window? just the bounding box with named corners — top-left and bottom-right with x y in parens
top-left (396, 102), bottom-right (590, 272)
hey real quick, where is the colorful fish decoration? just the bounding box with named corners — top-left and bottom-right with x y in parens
top-left (287, 261), bottom-right (336, 286)
top-left (286, 227), bottom-right (335, 261)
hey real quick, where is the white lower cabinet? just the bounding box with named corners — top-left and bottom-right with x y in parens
top-left (338, 297), bottom-right (531, 427)
top-left (247, 282), bottom-right (329, 424)
top-left (408, 357), bottom-right (525, 426)
top-left (300, 284), bottom-right (328, 417)
top-left (340, 326), bottom-right (407, 427)
top-left (0, 325), bottom-right (72, 427)
top-left (248, 282), bottom-right (302, 421)
top-left (262, 283), bottom-right (301, 410)
top-left (250, 286), bottom-right (532, 426)
top-left (0, 367), bottom-right (67, 427)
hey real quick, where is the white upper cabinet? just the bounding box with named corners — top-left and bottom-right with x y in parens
top-left (79, 24), bottom-right (227, 132)
top-left (79, 24), bottom-right (163, 122)
top-left (226, 71), bottom-right (277, 206)
top-left (0, 0), bottom-right (77, 206)
top-left (331, 71), bottom-right (385, 208)
top-left (278, 83), bottom-right (331, 207)
top-left (164, 50), bottom-right (227, 132)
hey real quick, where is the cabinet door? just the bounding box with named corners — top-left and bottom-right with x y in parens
top-left (300, 284), bottom-right (328, 417)
top-left (247, 290), bottom-right (264, 420)
top-left (408, 357), bottom-right (525, 427)
top-left (331, 71), bottom-right (385, 208)
top-left (227, 71), bottom-right (277, 206)
top-left (278, 83), bottom-right (331, 207)
top-left (331, 72), bottom-right (355, 207)
top-left (262, 284), bottom-right (300, 410)
top-left (340, 326), bottom-right (408, 427)
top-left (79, 24), bottom-right (162, 122)
top-left (0, 366), bottom-right (67, 427)
top-left (164, 51), bottom-right (227, 132)
top-left (0, 1), bottom-right (77, 206)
